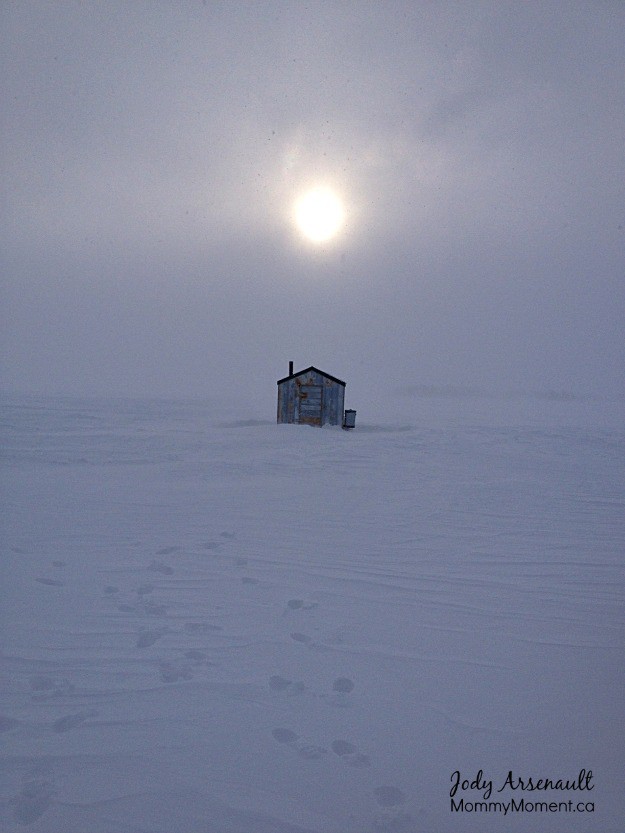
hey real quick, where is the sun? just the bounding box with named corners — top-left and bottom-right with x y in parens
top-left (294, 187), bottom-right (345, 243)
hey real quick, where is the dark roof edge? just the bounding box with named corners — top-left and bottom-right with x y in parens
top-left (276, 366), bottom-right (346, 386)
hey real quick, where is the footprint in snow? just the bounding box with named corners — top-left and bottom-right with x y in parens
top-left (333, 677), bottom-right (355, 693)
top-left (290, 632), bottom-right (313, 646)
top-left (156, 546), bottom-right (180, 555)
top-left (136, 629), bottom-right (167, 648)
top-left (148, 560), bottom-right (174, 575)
top-left (220, 531), bottom-right (235, 539)
top-left (184, 649), bottom-right (206, 662)
top-left (322, 676), bottom-right (356, 707)
top-left (141, 600), bottom-right (168, 617)
top-left (135, 584), bottom-right (154, 596)
top-left (370, 786), bottom-right (412, 833)
top-left (30, 677), bottom-right (75, 699)
top-left (371, 811), bottom-right (414, 832)
top-left (374, 786), bottom-right (406, 807)
top-left (331, 739), bottom-right (371, 768)
top-left (11, 780), bottom-right (54, 825)
top-left (0, 715), bottom-right (19, 732)
top-left (297, 744), bottom-right (328, 760)
top-left (184, 622), bottom-right (223, 634)
top-left (30, 676), bottom-right (55, 692)
top-left (285, 599), bottom-right (319, 612)
top-left (272, 727), bottom-right (299, 744)
top-left (288, 631), bottom-right (335, 652)
top-left (268, 675), bottom-right (305, 695)
top-left (159, 661), bottom-right (193, 683)
top-left (270, 728), bottom-right (327, 760)
top-left (53, 710), bottom-right (98, 733)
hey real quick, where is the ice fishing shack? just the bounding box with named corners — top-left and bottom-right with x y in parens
top-left (277, 362), bottom-right (355, 428)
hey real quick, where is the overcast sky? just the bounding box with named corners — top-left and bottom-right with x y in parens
top-left (2, 1), bottom-right (624, 410)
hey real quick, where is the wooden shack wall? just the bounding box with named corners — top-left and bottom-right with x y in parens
top-left (277, 370), bottom-right (345, 426)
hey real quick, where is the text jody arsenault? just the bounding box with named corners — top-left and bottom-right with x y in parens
top-left (450, 769), bottom-right (594, 802)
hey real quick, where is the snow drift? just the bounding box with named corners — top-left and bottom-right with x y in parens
top-left (1, 393), bottom-right (623, 832)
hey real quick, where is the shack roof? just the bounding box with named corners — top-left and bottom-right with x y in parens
top-left (276, 366), bottom-right (346, 387)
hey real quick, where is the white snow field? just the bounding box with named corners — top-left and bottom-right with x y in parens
top-left (1, 393), bottom-right (623, 832)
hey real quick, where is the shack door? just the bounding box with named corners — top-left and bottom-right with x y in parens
top-left (298, 385), bottom-right (323, 425)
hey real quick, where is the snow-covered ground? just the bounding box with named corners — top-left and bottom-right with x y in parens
top-left (1, 393), bottom-right (623, 832)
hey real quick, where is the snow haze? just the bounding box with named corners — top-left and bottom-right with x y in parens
top-left (1, 1), bottom-right (624, 406)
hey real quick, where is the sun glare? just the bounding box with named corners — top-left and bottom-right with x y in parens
top-left (294, 187), bottom-right (345, 243)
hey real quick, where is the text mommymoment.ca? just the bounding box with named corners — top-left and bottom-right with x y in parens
top-left (449, 770), bottom-right (595, 816)
top-left (450, 769), bottom-right (594, 801)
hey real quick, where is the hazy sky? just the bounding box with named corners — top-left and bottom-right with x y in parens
top-left (2, 1), bottom-right (624, 409)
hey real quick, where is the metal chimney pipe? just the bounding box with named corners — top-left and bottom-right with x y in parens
top-left (289, 361), bottom-right (294, 376)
